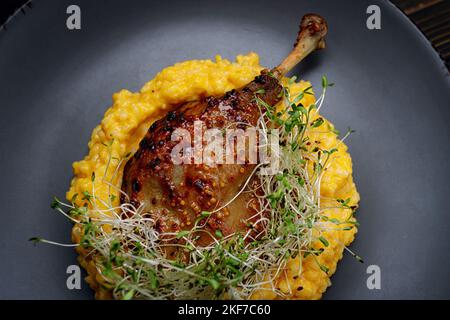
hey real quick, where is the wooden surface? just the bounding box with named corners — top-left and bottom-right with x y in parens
top-left (392, 0), bottom-right (450, 70)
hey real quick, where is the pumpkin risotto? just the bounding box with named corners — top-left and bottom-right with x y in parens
top-left (65, 53), bottom-right (359, 300)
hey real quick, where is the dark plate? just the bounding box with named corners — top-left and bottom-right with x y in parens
top-left (0, 0), bottom-right (449, 299)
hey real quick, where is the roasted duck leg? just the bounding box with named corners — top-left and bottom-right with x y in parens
top-left (121, 14), bottom-right (328, 252)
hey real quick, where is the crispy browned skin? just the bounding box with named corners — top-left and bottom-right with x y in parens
top-left (121, 72), bottom-right (282, 248)
top-left (121, 14), bottom-right (328, 253)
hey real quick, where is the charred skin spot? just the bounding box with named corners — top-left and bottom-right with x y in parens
top-left (134, 149), bottom-right (143, 160)
top-left (148, 142), bottom-right (156, 152)
top-left (224, 89), bottom-right (237, 99)
top-left (139, 137), bottom-right (149, 149)
top-left (193, 179), bottom-right (205, 192)
top-left (166, 111), bottom-right (177, 121)
top-left (254, 75), bottom-right (267, 85)
top-left (176, 113), bottom-right (185, 123)
top-left (148, 157), bottom-right (161, 168)
top-left (205, 96), bottom-right (219, 109)
top-left (150, 121), bottom-right (158, 131)
top-left (230, 99), bottom-right (239, 108)
top-left (224, 89), bottom-right (240, 109)
top-left (139, 138), bottom-right (157, 154)
top-left (132, 180), bottom-right (141, 193)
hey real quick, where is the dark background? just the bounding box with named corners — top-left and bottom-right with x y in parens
top-left (0, 0), bottom-right (29, 26)
top-left (2, 0), bottom-right (449, 69)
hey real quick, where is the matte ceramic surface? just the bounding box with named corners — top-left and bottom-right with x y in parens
top-left (0, 0), bottom-right (449, 299)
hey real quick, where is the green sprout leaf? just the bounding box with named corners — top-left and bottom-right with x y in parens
top-left (318, 236), bottom-right (329, 247)
top-left (311, 117), bottom-right (324, 128)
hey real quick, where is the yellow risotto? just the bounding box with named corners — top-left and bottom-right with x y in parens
top-left (67, 53), bottom-right (359, 300)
